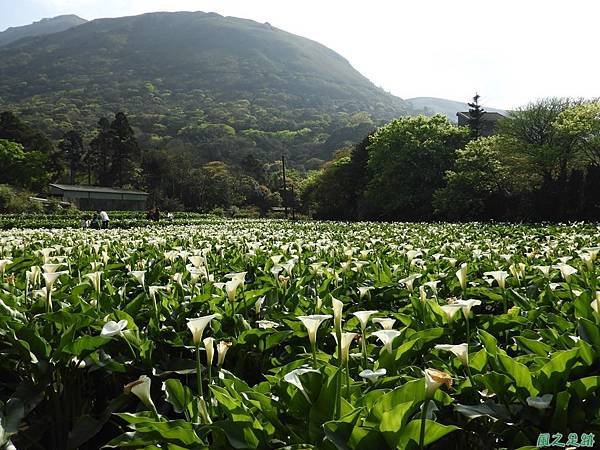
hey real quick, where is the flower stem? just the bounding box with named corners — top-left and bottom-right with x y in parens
top-left (345, 359), bottom-right (351, 398)
top-left (121, 332), bottom-right (137, 362)
top-left (335, 328), bottom-right (342, 419)
top-left (466, 363), bottom-right (475, 387)
top-left (195, 344), bottom-right (204, 422)
top-left (361, 329), bottom-right (367, 369)
top-left (419, 398), bottom-right (430, 450)
top-left (207, 363), bottom-right (213, 416)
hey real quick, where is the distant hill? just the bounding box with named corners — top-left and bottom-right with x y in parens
top-left (0, 15), bottom-right (87, 46)
top-left (406, 97), bottom-right (507, 122)
top-left (0, 11), bottom-right (412, 165)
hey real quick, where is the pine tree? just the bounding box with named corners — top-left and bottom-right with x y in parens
top-left (110, 112), bottom-right (141, 187)
top-left (88, 117), bottom-right (113, 185)
top-left (58, 130), bottom-right (85, 184)
top-left (467, 93), bottom-right (486, 139)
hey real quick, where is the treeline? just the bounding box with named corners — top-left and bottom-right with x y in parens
top-left (302, 98), bottom-right (600, 221)
top-left (0, 110), bottom-right (289, 214)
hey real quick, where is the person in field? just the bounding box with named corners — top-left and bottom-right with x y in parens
top-left (100, 210), bottom-right (110, 229)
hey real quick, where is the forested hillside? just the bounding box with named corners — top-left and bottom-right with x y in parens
top-left (0, 11), bottom-right (411, 167)
top-left (0, 14), bottom-right (87, 46)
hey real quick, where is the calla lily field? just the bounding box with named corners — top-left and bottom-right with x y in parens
top-left (0, 219), bottom-right (599, 449)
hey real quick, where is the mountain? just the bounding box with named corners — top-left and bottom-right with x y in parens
top-left (0, 15), bottom-right (87, 46)
top-left (0, 11), bottom-right (411, 165)
top-left (406, 97), bottom-right (507, 122)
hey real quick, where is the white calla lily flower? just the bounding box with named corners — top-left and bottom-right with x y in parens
top-left (84, 271), bottom-right (102, 294)
top-left (204, 337), bottom-right (215, 367)
top-left (440, 304), bottom-right (463, 323)
top-left (42, 263), bottom-right (62, 273)
top-left (554, 263), bottom-right (577, 282)
top-left (332, 331), bottom-right (357, 364)
top-left (283, 367), bottom-right (319, 402)
top-left (43, 270), bottom-right (68, 290)
top-left (357, 286), bottom-right (374, 299)
top-left (129, 270), bottom-right (146, 288)
top-left (456, 263), bottom-right (468, 290)
top-left (332, 297), bottom-right (344, 333)
top-left (224, 278), bottom-right (242, 301)
top-left (0, 259), bottom-right (12, 275)
top-left (424, 368), bottom-right (453, 399)
top-left (399, 274), bottom-right (421, 292)
top-left (371, 329), bottom-right (402, 353)
top-left (255, 296), bottom-right (265, 315)
top-left (434, 343), bottom-right (469, 365)
top-left (534, 265), bottom-right (552, 277)
top-left (454, 299), bottom-right (481, 317)
top-left (526, 394), bottom-right (553, 410)
top-left (101, 319), bottom-right (128, 338)
top-left (353, 310), bottom-right (378, 331)
top-left (359, 368), bottom-right (386, 383)
top-left (297, 315), bottom-right (332, 345)
top-left (483, 271), bottom-right (508, 289)
top-left (124, 375), bottom-right (156, 412)
top-left (187, 314), bottom-right (222, 345)
top-left (372, 317), bottom-right (396, 330)
top-left (217, 341), bottom-right (232, 367)
top-left (257, 320), bottom-right (280, 329)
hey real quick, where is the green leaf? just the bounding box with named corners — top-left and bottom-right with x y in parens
top-left (369, 380), bottom-right (422, 423)
top-left (64, 335), bottom-right (111, 355)
top-left (162, 379), bottom-right (193, 416)
top-left (67, 394), bottom-right (130, 449)
top-left (534, 348), bottom-right (580, 393)
top-left (551, 390), bottom-right (570, 430)
top-left (514, 336), bottom-right (551, 357)
top-left (455, 402), bottom-right (512, 422)
top-left (478, 329), bottom-right (499, 355)
top-left (135, 420), bottom-right (203, 446)
top-left (348, 425), bottom-right (388, 450)
top-left (208, 420), bottom-right (262, 449)
top-left (468, 349), bottom-right (488, 372)
top-left (396, 419), bottom-right (459, 449)
top-left (578, 318), bottom-right (600, 350)
top-left (498, 353), bottom-right (536, 397)
top-left (378, 401), bottom-right (415, 448)
top-left (475, 372), bottom-right (513, 398)
top-left (568, 376), bottom-right (600, 399)
top-left (323, 408), bottom-right (363, 450)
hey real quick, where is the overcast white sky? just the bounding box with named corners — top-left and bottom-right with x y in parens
top-left (1, 0), bottom-right (598, 109)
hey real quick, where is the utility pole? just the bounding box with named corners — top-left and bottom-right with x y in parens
top-left (291, 184), bottom-right (296, 220)
top-left (282, 154), bottom-right (288, 219)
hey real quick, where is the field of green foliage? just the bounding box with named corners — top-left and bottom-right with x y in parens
top-left (0, 220), bottom-right (599, 449)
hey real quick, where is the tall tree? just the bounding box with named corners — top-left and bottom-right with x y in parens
top-left (88, 117), bottom-right (113, 185)
top-left (241, 153), bottom-right (265, 184)
top-left (498, 98), bottom-right (582, 218)
top-left (361, 115), bottom-right (469, 220)
top-left (433, 136), bottom-right (539, 220)
top-left (0, 111), bottom-right (58, 181)
top-left (110, 112), bottom-right (141, 187)
top-left (58, 130), bottom-right (85, 184)
top-left (467, 93), bottom-right (485, 139)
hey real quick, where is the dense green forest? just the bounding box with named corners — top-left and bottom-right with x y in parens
top-left (0, 110), bottom-right (288, 214)
top-left (304, 98), bottom-right (600, 221)
top-left (4, 97), bottom-right (600, 221)
top-left (2, 12), bottom-right (599, 221)
top-left (0, 11), bottom-right (410, 169)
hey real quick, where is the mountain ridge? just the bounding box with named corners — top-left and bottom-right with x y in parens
top-left (0, 11), bottom-right (410, 165)
top-left (0, 14), bottom-right (87, 46)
